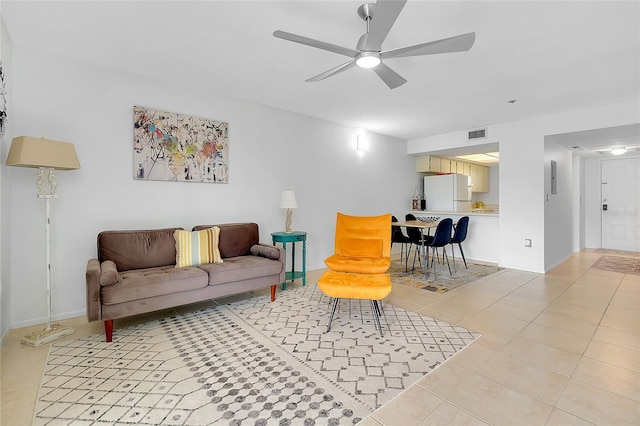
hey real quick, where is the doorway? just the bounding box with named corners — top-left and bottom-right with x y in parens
top-left (601, 157), bottom-right (640, 251)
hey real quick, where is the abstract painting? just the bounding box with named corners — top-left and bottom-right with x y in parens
top-left (133, 106), bottom-right (229, 183)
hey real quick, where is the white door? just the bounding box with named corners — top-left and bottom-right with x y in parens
top-left (601, 158), bottom-right (640, 251)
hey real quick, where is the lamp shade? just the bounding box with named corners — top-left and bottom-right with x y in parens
top-left (6, 136), bottom-right (80, 170)
top-left (280, 190), bottom-right (298, 209)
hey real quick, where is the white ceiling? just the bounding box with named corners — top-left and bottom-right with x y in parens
top-left (3, 1), bottom-right (639, 151)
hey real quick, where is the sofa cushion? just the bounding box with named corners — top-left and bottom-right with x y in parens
top-left (101, 265), bottom-right (208, 305)
top-left (198, 255), bottom-right (283, 286)
top-left (174, 227), bottom-right (223, 268)
top-left (98, 228), bottom-right (182, 271)
top-left (192, 223), bottom-right (259, 258)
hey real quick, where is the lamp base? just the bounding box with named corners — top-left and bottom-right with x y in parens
top-left (21, 324), bottom-right (74, 347)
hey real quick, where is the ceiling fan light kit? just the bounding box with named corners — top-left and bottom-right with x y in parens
top-left (273, 0), bottom-right (475, 89)
top-left (355, 52), bottom-right (381, 68)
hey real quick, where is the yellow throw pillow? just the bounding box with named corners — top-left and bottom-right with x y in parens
top-left (174, 227), bottom-right (223, 267)
top-left (340, 237), bottom-right (383, 258)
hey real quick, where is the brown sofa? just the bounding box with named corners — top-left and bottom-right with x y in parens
top-left (86, 223), bottom-right (285, 342)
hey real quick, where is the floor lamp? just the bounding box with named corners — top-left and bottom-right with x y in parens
top-left (6, 136), bottom-right (81, 347)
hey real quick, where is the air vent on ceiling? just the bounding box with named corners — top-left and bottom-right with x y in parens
top-left (468, 128), bottom-right (487, 140)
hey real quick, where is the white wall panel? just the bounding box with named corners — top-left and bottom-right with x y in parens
top-left (5, 47), bottom-right (414, 327)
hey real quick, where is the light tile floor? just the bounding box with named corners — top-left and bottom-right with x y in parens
top-left (1, 249), bottom-right (638, 425)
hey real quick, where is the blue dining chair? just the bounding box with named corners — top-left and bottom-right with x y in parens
top-left (392, 215), bottom-right (412, 270)
top-left (424, 218), bottom-right (453, 279)
top-left (405, 214), bottom-right (428, 272)
top-left (450, 216), bottom-right (469, 270)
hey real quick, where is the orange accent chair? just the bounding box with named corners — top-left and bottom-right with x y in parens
top-left (324, 212), bottom-right (392, 274)
top-left (318, 213), bottom-right (393, 336)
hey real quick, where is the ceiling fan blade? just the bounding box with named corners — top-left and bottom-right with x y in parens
top-left (306, 60), bottom-right (356, 82)
top-left (382, 32), bottom-right (476, 59)
top-left (364, 0), bottom-right (407, 51)
top-left (273, 30), bottom-right (358, 58)
top-left (373, 63), bottom-right (407, 89)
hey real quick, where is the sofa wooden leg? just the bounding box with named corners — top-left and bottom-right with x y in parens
top-left (104, 320), bottom-right (113, 342)
top-left (270, 285), bottom-right (276, 302)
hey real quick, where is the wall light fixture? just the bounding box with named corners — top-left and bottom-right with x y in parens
top-left (356, 132), bottom-right (367, 153)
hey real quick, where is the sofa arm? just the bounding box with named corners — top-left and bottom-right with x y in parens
top-left (250, 244), bottom-right (281, 260)
top-left (86, 258), bottom-right (102, 322)
top-left (254, 243), bottom-right (285, 283)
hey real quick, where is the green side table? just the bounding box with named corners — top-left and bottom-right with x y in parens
top-left (271, 231), bottom-right (307, 290)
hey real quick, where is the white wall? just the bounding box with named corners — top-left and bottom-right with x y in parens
top-left (0, 15), bottom-right (13, 341)
top-left (543, 139), bottom-right (573, 270)
top-left (408, 100), bottom-right (639, 273)
top-left (572, 156), bottom-right (585, 252)
top-left (4, 47), bottom-right (415, 328)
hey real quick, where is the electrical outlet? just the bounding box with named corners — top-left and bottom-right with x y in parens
top-left (525, 239), bottom-right (532, 247)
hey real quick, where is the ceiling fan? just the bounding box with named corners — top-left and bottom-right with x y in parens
top-left (273, 0), bottom-right (475, 89)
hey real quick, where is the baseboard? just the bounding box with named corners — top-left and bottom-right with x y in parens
top-left (10, 308), bottom-right (86, 330)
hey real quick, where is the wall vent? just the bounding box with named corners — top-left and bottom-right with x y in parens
top-left (468, 128), bottom-right (487, 140)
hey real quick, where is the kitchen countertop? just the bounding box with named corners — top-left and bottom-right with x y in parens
top-left (404, 210), bottom-right (499, 264)
top-left (407, 210), bottom-right (499, 217)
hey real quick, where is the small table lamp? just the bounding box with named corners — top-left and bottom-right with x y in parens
top-left (280, 190), bottom-right (298, 233)
top-left (6, 136), bottom-right (81, 346)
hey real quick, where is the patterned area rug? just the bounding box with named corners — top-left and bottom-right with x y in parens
top-left (592, 254), bottom-right (640, 275)
top-left (35, 285), bottom-right (479, 425)
top-left (389, 256), bottom-right (502, 293)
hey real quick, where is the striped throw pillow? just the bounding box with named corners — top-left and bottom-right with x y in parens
top-left (174, 227), bottom-right (223, 268)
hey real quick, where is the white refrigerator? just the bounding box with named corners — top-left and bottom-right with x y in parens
top-left (424, 174), bottom-right (472, 212)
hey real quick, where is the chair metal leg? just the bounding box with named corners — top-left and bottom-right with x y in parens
top-left (327, 298), bottom-right (340, 332)
top-left (411, 244), bottom-right (419, 273)
top-left (443, 247), bottom-right (452, 275)
top-left (404, 242), bottom-right (411, 272)
top-left (411, 242), bottom-right (425, 273)
top-left (431, 247), bottom-right (437, 280)
top-left (450, 245), bottom-right (457, 273)
top-left (458, 243), bottom-right (468, 269)
top-left (395, 242), bottom-right (412, 271)
top-left (370, 300), bottom-right (384, 337)
top-left (377, 299), bottom-right (390, 326)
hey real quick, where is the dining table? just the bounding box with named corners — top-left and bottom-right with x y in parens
top-left (392, 219), bottom-right (456, 279)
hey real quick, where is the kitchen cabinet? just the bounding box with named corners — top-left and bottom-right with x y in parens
top-left (483, 166), bottom-right (490, 192)
top-left (470, 164), bottom-right (479, 191)
top-left (415, 155), bottom-right (441, 173)
top-left (417, 156), bottom-right (489, 192)
top-left (482, 166), bottom-right (489, 192)
top-left (470, 164), bottom-right (489, 192)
